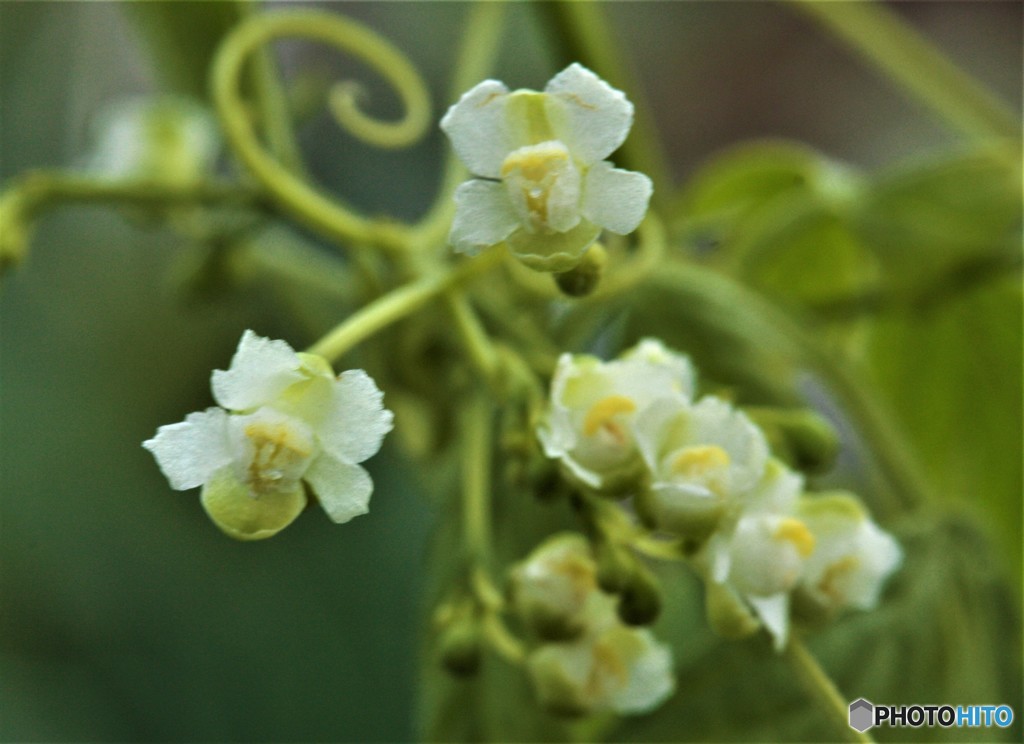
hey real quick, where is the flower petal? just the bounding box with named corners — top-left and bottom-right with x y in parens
top-left (143, 407), bottom-right (232, 490)
top-left (200, 465), bottom-right (306, 540)
top-left (440, 79), bottom-right (514, 178)
top-left (316, 369), bottom-right (394, 465)
top-left (544, 63), bottom-right (634, 165)
top-left (747, 593), bottom-right (790, 651)
top-left (211, 330), bottom-right (305, 412)
top-left (582, 162), bottom-right (653, 234)
top-left (449, 180), bottom-right (521, 255)
top-left (610, 629), bottom-right (676, 715)
top-left (304, 454), bottom-right (373, 524)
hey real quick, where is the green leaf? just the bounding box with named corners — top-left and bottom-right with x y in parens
top-left (864, 275), bottom-right (1022, 579)
top-left (855, 144), bottom-right (1022, 293)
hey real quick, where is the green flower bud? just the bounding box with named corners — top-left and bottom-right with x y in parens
top-left (439, 614), bottom-right (483, 677)
top-left (595, 541), bottom-right (634, 595)
top-left (554, 243), bottom-right (607, 297)
top-left (617, 565), bottom-right (662, 626)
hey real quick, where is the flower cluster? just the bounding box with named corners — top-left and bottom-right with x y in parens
top-left (510, 534), bottom-right (675, 716)
top-left (143, 330), bottom-right (393, 540)
top-left (441, 63), bottom-right (652, 272)
top-left (538, 339), bottom-right (902, 649)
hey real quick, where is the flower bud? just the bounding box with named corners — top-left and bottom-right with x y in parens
top-left (439, 614), bottom-right (483, 677)
top-left (617, 564), bottom-right (662, 626)
top-left (554, 243), bottom-right (607, 297)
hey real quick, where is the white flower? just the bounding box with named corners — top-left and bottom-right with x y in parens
top-left (87, 96), bottom-right (220, 184)
top-left (441, 63), bottom-right (653, 272)
top-left (635, 395), bottom-right (770, 537)
top-left (527, 616), bottom-right (675, 716)
top-left (796, 493), bottom-right (903, 613)
top-left (509, 533), bottom-right (601, 639)
top-left (701, 461), bottom-right (813, 650)
top-left (538, 339), bottom-right (695, 491)
top-left (143, 330), bottom-right (393, 540)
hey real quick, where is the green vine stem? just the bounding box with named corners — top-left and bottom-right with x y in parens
top-left (211, 10), bottom-right (431, 253)
top-left (790, 0), bottom-right (1019, 142)
top-left (306, 248), bottom-right (504, 363)
top-left (785, 636), bottom-right (875, 744)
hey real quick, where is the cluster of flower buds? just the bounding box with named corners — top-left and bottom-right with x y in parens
top-left (441, 63), bottom-right (652, 275)
top-left (144, 331), bottom-right (393, 539)
top-left (538, 339), bottom-right (902, 650)
top-left (509, 533), bottom-right (675, 716)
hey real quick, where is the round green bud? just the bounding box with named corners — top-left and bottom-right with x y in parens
top-left (439, 616), bottom-right (483, 677)
top-left (595, 542), bottom-right (635, 595)
top-left (617, 565), bottom-right (662, 626)
top-left (553, 243), bottom-right (608, 297)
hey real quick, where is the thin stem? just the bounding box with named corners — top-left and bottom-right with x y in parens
top-left (790, 0), bottom-right (1018, 142)
top-left (306, 248), bottom-right (503, 362)
top-left (785, 636), bottom-right (874, 744)
top-left (445, 292), bottom-right (501, 384)
top-left (461, 393), bottom-right (494, 566)
top-left (3, 171), bottom-right (263, 216)
top-left (211, 10), bottom-right (430, 253)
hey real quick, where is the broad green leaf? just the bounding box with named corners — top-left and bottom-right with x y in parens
top-left (855, 144), bottom-right (1023, 293)
top-left (864, 275), bottom-right (1022, 580)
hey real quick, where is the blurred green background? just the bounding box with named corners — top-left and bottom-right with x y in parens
top-left (1, 2), bottom-right (1020, 741)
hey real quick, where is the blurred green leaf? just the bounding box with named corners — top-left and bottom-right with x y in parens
top-left (864, 275), bottom-right (1022, 579)
top-left (854, 144), bottom-right (1022, 293)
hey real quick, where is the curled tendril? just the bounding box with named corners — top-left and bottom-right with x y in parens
top-left (212, 10), bottom-right (432, 251)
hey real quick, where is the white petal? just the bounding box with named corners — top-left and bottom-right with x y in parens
top-left (304, 454), bottom-right (373, 524)
top-left (611, 630), bottom-right (676, 714)
top-left (544, 63), bottom-right (634, 165)
top-left (143, 407), bottom-right (232, 490)
top-left (440, 80), bottom-right (514, 178)
top-left (747, 593), bottom-right (790, 651)
top-left (582, 162), bottom-right (652, 234)
top-left (211, 330), bottom-right (305, 412)
top-left (316, 369), bottom-right (394, 465)
top-left (449, 180), bottom-right (521, 255)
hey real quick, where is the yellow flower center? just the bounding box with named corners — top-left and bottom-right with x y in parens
top-left (774, 517), bottom-right (816, 557)
top-left (501, 143), bottom-right (572, 229)
top-left (582, 395), bottom-right (637, 442)
top-left (244, 421), bottom-right (314, 494)
top-left (670, 445), bottom-right (730, 478)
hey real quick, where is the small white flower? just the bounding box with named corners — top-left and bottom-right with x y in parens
top-left (527, 617), bottom-right (675, 716)
top-left (796, 493), bottom-right (903, 613)
top-left (87, 96), bottom-right (220, 184)
top-left (701, 461), bottom-right (814, 650)
top-left (538, 339), bottom-right (695, 491)
top-left (509, 533), bottom-right (601, 639)
top-left (441, 63), bottom-right (653, 272)
top-left (635, 396), bottom-right (770, 537)
top-left (143, 330), bottom-right (393, 540)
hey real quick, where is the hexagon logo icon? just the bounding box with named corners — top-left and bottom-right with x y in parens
top-left (849, 698), bottom-right (874, 733)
